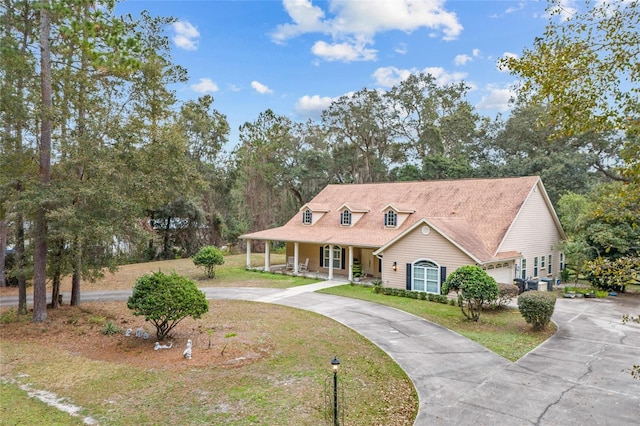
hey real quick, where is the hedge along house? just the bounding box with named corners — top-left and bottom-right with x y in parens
top-left (240, 176), bottom-right (566, 293)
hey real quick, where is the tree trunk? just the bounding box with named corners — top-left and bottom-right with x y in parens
top-left (71, 238), bottom-right (81, 306)
top-left (16, 215), bottom-right (27, 314)
top-left (0, 219), bottom-right (7, 287)
top-left (33, 1), bottom-right (52, 322)
top-left (50, 240), bottom-right (64, 309)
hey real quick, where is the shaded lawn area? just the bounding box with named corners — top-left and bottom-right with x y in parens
top-left (320, 284), bottom-right (556, 362)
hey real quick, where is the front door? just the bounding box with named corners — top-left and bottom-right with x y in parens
top-left (361, 249), bottom-right (375, 277)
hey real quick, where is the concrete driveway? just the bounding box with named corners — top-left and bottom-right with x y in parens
top-left (2, 283), bottom-right (639, 424)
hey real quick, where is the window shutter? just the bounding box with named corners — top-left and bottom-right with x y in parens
top-left (384, 212), bottom-right (388, 226)
top-left (440, 266), bottom-right (447, 284)
top-left (319, 247), bottom-right (324, 268)
top-left (341, 248), bottom-right (346, 269)
top-left (378, 258), bottom-right (381, 273)
top-left (405, 263), bottom-right (412, 290)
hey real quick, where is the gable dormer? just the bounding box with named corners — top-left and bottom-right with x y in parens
top-left (337, 203), bottom-right (369, 227)
top-left (381, 203), bottom-right (414, 228)
top-left (299, 203), bottom-right (330, 225)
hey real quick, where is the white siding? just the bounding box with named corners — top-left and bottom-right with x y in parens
top-left (383, 226), bottom-right (473, 289)
top-left (498, 184), bottom-right (564, 281)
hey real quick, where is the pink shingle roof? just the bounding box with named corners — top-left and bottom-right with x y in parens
top-left (241, 176), bottom-right (543, 261)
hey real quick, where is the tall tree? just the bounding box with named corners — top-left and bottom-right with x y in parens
top-left (323, 88), bottom-right (398, 183)
top-left (32, 0), bottom-right (53, 322)
top-left (501, 0), bottom-right (639, 249)
top-left (480, 102), bottom-right (616, 204)
top-left (387, 72), bottom-right (479, 161)
top-left (501, 0), bottom-right (639, 138)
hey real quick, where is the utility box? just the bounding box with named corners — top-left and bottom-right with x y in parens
top-left (540, 278), bottom-right (554, 292)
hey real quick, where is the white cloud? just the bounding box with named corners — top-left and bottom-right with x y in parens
top-left (372, 66), bottom-right (415, 87)
top-left (311, 40), bottom-right (376, 62)
top-left (372, 66), bottom-right (467, 88)
top-left (505, 1), bottom-right (526, 14)
top-left (295, 95), bottom-right (335, 118)
top-left (454, 54), bottom-right (472, 66)
top-left (172, 21), bottom-right (200, 51)
top-left (191, 78), bottom-right (219, 93)
top-left (251, 81), bottom-right (273, 94)
top-left (476, 85), bottom-right (515, 112)
top-left (422, 67), bottom-right (468, 85)
top-left (472, 48), bottom-right (481, 57)
top-left (394, 42), bottom-right (408, 55)
top-left (272, 0), bottom-right (463, 62)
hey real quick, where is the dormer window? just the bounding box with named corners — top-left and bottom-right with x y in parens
top-left (340, 210), bottom-right (352, 226)
top-left (384, 210), bottom-right (397, 227)
top-left (302, 209), bottom-right (312, 225)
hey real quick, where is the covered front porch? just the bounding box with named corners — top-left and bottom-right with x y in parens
top-left (244, 239), bottom-right (380, 282)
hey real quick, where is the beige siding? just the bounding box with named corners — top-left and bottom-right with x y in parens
top-left (498, 185), bottom-right (564, 281)
top-left (383, 226), bottom-right (474, 289)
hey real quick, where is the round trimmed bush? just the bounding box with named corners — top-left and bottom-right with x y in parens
top-left (518, 291), bottom-right (556, 331)
top-left (192, 246), bottom-right (225, 278)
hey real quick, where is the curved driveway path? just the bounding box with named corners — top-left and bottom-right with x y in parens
top-left (2, 282), bottom-right (639, 425)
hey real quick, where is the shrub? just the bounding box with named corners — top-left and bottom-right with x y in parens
top-left (101, 320), bottom-right (119, 335)
top-left (518, 291), bottom-right (556, 331)
top-left (442, 265), bottom-right (499, 321)
top-left (584, 256), bottom-right (639, 292)
top-left (491, 283), bottom-right (519, 308)
top-left (192, 246), bottom-right (225, 278)
top-left (127, 271), bottom-right (209, 340)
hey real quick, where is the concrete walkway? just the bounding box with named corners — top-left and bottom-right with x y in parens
top-left (2, 281), bottom-right (639, 424)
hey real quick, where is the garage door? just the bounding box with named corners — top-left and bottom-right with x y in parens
top-left (486, 263), bottom-right (513, 284)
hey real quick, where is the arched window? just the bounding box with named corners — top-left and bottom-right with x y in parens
top-left (341, 210), bottom-right (352, 226)
top-left (323, 245), bottom-right (342, 269)
top-left (413, 260), bottom-right (439, 293)
top-left (384, 210), bottom-right (397, 227)
top-left (302, 209), bottom-right (312, 225)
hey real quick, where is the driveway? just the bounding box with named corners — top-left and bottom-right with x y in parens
top-left (2, 283), bottom-right (639, 424)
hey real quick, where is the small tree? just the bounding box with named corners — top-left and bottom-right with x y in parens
top-left (127, 271), bottom-right (209, 340)
top-left (192, 246), bottom-right (225, 278)
top-left (442, 265), bottom-right (498, 322)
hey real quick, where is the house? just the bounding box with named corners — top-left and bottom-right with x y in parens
top-left (240, 176), bottom-right (566, 293)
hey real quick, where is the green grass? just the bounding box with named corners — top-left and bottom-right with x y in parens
top-left (0, 299), bottom-right (417, 425)
top-left (0, 381), bottom-right (86, 425)
top-left (320, 284), bottom-right (555, 361)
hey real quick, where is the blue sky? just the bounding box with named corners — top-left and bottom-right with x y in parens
top-left (114, 0), bottom-right (562, 147)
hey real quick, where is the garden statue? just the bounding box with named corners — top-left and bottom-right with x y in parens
top-left (154, 342), bottom-right (173, 350)
top-left (183, 339), bottom-right (193, 359)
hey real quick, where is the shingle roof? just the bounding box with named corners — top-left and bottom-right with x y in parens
top-left (241, 176), bottom-right (544, 262)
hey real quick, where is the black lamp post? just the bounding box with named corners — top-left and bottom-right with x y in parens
top-left (331, 356), bottom-right (340, 425)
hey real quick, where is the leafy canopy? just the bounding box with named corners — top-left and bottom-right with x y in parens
top-left (127, 271), bottom-right (208, 340)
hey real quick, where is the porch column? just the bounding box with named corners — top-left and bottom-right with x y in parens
top-left (246, 239), bottom-right (252, 269)
top-left (348, 246), bottom-right (354, 281)
top-left (264, 240), bottom-right (271, 272)
top-left (328, 245), bottom-right (334, 280)
top-left (294, 242), bottom-right (299, 274)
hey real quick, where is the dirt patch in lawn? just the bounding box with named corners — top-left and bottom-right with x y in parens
top-left (1, 301), bottom-right (274, 371)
